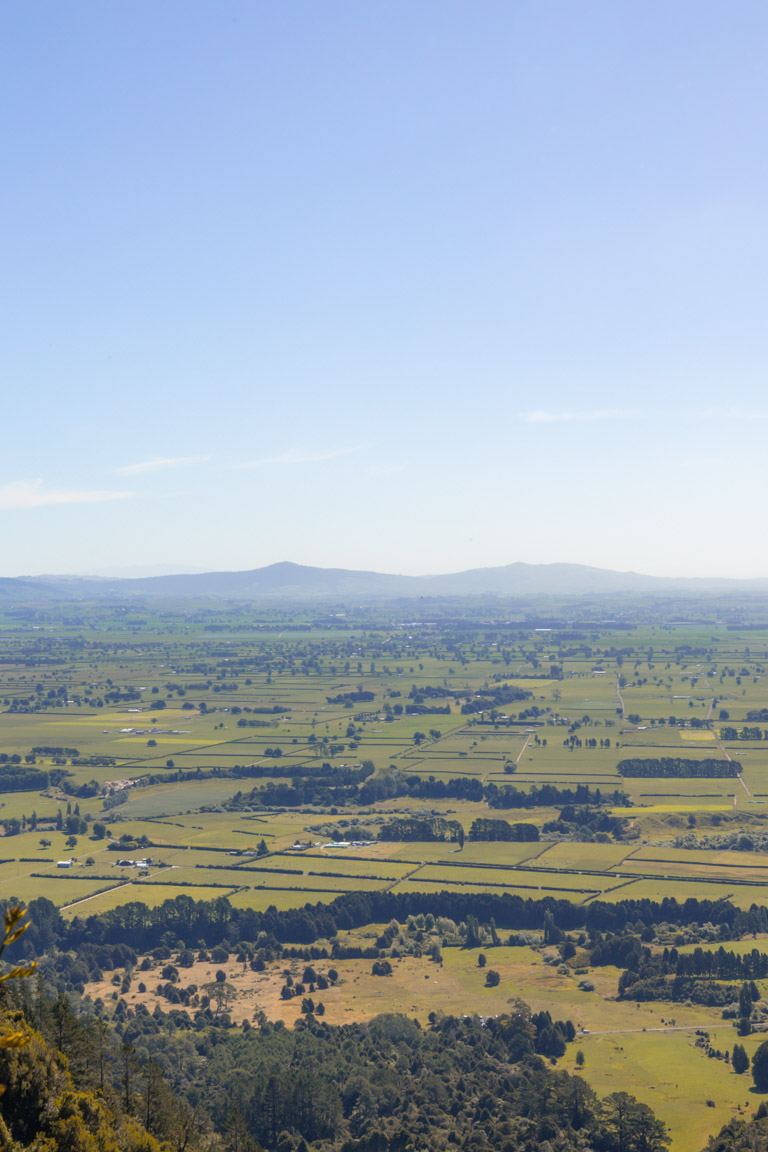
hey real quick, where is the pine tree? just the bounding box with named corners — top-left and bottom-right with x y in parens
top-left (739, 982), bottom-right (753, 1018)
top-left (733, 1043), bottom-right (749, 1075)
top-left (752, 1041), bottom-right (768, 1091)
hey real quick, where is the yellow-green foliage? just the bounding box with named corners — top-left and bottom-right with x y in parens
top-left (0, 1018), bottom-right (162, 1152)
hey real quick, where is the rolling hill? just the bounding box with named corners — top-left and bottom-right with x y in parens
top-left (3, 560), bottom-right (768, 602)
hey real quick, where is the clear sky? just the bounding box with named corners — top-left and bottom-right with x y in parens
top-left (3, 2), bottom-right (767, 579)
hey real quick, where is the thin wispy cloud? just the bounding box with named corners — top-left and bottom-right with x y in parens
top-left (520, 409), bottom-right (640, 424)
top-left (0, 480), bottom-right (132, 510)
top-left (115, 455), bottom-right (210, 476)
top-left (233, 447), bottom-right (363, 469)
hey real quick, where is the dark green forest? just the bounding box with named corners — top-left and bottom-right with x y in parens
top-left (3, 889), bottom-right (768, 1150)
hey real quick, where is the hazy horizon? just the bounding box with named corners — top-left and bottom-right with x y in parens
top-left (8, 556), bottom-right (768, 584)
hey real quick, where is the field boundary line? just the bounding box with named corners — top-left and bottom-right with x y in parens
top-left (385, 861), bottom-right (425, 891)
top-left (62, 880), bottom-right (134, 909)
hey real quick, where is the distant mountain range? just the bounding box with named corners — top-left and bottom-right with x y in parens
top-left (3, 561), bottom-right (768, 602)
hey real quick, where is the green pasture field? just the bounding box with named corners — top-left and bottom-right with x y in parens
top-left (400, 763), bottom-right (488, 780)
top-left (534, 841), bottom-right (633, 870)
top-left (737, 757), bottom-right (768, 790)
top-left (629, 846), bottom-right (768, 868)
top-left (225, 887), bottom-right (333, 911)
top-left (506, 743), bottom-right (622, 775)
top-left (158, 856), bottom-right (399, 890)
top-left (7, 875), bottom-right (120, 907)
top-left (136, 864), bottom-right (254, 887)
top-left (426, 735), bottom-right (522, 758)
top-left (0, 792), bottom-right (90, 821)
top-left (564, 1026), bottom-right (765, 1152)
top-left (242, 873), bottom-right (388, 893)
top-left (369, 842), bottom-right (470, 864)
top-left (135, 846), bottom-right (245, 866)
top-left (621, 778), bottom-right (740, 800)
top-left (115, 780), bottom-right (265, 817)
top-left (608, 858), bottom-right (768, 884)
top-left (358, 840), bottom-right (546, 867)
top-left (414, 863), bottom-right (620, 892)
top-left (275, 853), bottom-right (412, 879)
top-left (617, 740), bottom-right (731, 760)
top-left (435, 839), bottom-right (549, 864)
top-left (596, 877), bottom-right (757, 905)
top-left (619, 730), bottom-right (717, 750)
top-left (60, 881), bottom-right (241, 916)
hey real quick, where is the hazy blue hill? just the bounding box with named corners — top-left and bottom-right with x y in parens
top-left (419, 562), bottom-right (768, 596)
top-left (6, 561), bottom-right (768, 601)
top-left (79, 561), bottom-right (422, 598)
top-left (0, 577), bottom-right (66, 601)
top-left (420, 562), bottom-right (658, 595)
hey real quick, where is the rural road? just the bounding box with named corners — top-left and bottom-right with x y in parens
top-left (515, 733), bottom-right (532, 765)
top-left (63, 864), bottom-right (176, 909)
top-left (584, 1023), bottom-right (737, 1036)
top-left (711, 725), bottom-right (752, 797)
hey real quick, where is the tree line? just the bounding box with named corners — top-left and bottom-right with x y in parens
top-left (617, 757), bottom-right (740, 778)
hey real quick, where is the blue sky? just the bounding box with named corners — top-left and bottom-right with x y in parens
top-left (3, 1), bottom-right (767, 579)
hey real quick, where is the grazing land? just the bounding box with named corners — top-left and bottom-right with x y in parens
top-left (6, 593), bottom-right (768, 1149)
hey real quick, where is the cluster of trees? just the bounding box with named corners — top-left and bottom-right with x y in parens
top-left (405, 775), bottom-right (484, 802)
top-left (231, 769), bottom-right (368, 809)
top-left (29, 745), bottom-right (79, 758)
top-left (732, 1042), bottom-right (750, 1074)
top-left (403, 701), bottom-right (452, 715)
top-left (0, 764), bottom-right (50, 792)
top-left (358, 770), bottom-right (482, 805)
top-left (459, 683), bottom-right (532, 714)
top-left (720, 727), bottom-right (767, 742)
top-left (103, 687), bottom-right (142, 704)
top-left (588, 930), bottom-right (768, 1011)
top-left (325, 690), bottom-right (375, 704)
top-left (675, 946), bottom-right (768, 981)
top-left (543, 804), bottom-right (628, 841)
top-left (469, 818), bottom-right (539, 842)
top-left (485, 782), bottom-right (626, 809)
top-left (617, 757), bottom-right (740, 778)
top-left (101, 1003), bottom-right (671, 1152)
top-left (407, 684), bottom-right (453, 702)
top-left (103, 789), bottom-right (129, 810)
top-left (378, 816), bottom-right (462, 842)
top-left (230, 760), bottom-right (372, 785)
